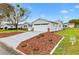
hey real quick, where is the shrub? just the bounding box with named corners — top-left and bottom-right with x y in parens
top-left (40, 34), bottom-right (44, 37)
top-left (48, 39), bottom-right (52, 42)
top-left (21, 44), bottom-right (27, 47)
top-left (33, 48), bottom-right (39, 51)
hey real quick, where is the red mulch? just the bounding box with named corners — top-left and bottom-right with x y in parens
top-left (0, 32), bottom-right (23, 38)
top-left (17, 32), bottom-right (62, 55)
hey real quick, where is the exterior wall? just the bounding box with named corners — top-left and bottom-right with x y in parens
top-left (32, 24), bottom-right (49, 32)
top-left (32, 20), bottom-right (61, 32)
top-left (68, 23), bottom-right (75, 28)
top-left (75, 24), bottom-right (79, 28)
top-left (54, 20), bottom-right (63, 31)
top-left (50, 23), bottom-right (63, 31)
top-left (1, 24), bottom-right (15, 30)
top-left (49, 23), bottom-right (57, 31)
top-left (32, 20), bottom-right (50, 32)
top-left (57, 24), bottom-right (63, 30)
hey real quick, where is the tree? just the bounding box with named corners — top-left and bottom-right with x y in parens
top-left (8, 4), bottom-right (31, 29)
top-left (0, 15), bottom-right (4, 29)
top-left (69, 19), bottom-right (79, 23)
top-left (0, 3), bottom-right (15, 17)
top-left (0, 3), bottom-right (14, 29)
top-left (0, 3), bottom-right (31, 29)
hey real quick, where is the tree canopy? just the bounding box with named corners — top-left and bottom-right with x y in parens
top-left (0, 3), bottom-right (14, 18)
top-left (0, 3), bottom-right (31, 29)
top-left (69, 19), bottom-right (79, 24)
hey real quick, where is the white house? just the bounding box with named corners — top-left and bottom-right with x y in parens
top-left (1, 21), bottom-right (15, 30)
top-left (18, 22), bottom-right (32, 30)
top-left (68, 23), bottom-right (75, 28)
top-left (32, 18), bottom-right (63, 32)
top-left (54, 20), bottom-right (63, 31)
top-left (0, 21), bottom-right (30, 30)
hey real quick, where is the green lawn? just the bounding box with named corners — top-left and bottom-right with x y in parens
top-left (53, 28), bottom-right (79, 55)
top-left (0, 29), bottom-right (28, 33)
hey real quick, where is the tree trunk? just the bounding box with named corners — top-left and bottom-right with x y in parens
top-left (15, 23), bottom-right (18, 30)
top-left (0, 22), bottom-right (1, 29)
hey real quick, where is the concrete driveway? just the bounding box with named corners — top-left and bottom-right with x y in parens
top-left (0, 31), bottom-right (43, 55)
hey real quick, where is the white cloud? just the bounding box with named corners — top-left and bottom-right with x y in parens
top-left (40, 14), bottom-right (46, 18)
top-left (60, 10), bottom-right (69, 13)
top-left (75, 5), bottom-right (79, 8)
top-left (64, 16), bottom-right (69, 19)
top-left (70, 9), bottom-right (74, 12)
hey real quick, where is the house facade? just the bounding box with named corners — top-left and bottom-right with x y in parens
top-left (68, 23), bottom-right (75, 28)
top-left (0, 18), bottom-right (64, 31)
top-left (32, 18), bottom-right (63, 32)
top-left (0, 21), bottom-right (29, 30)
top-left (54, 20), bottom-right (63, 31)
top-left (0, 21), bottom-right (15, 30)
top-left (68, 19), bottom-right (79, 28)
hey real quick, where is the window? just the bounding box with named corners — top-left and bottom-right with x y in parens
top-left (24, 25), bottom-right (27, 27)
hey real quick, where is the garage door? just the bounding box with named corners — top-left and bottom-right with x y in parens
top-left (34, 25), bottom-right (48, 32)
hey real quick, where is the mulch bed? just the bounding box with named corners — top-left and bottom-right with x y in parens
top-left (0, 32), bottom-right (23, 38)
top-left (17, 32), bottom-right (62, 55)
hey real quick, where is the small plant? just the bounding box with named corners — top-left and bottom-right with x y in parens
top-left (36, 34), bottom-right (44, 39)
top-left (48, 39), bottom-right (52, 42)
top-left (33, 48), bottom-right (39, 51)
top-left (40, 34), bottom-right (44, 37)
top-left (36, 36), bottom-right (40, 39)
top-left (21, 44), bottom-right (27, 47)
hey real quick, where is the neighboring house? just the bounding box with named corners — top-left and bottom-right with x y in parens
top-left (68, 20), bottom-right (79, 28)
top-left (68, 23), bottom-right (75, 28)
top-left (18, 22), bottom-right (32, 30)
top-left (0, 21), bottom-right (30, 30)
top-left (32, 18), bottom-right (63, 32)
top-left (1, 21), bottom-right (15, 30)
top-left (18, 22), bottom-right (28, 29)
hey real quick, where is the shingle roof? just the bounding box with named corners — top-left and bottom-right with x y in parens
top-left (32, 18), bottom-right (58, 24)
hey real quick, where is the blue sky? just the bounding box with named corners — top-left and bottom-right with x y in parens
top-left (12, 3), bottom-right (79, 23)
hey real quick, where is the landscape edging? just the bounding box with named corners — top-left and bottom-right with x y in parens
top-left (50, 36), bottom-right (64, 55)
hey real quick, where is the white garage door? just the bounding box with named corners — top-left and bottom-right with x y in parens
top-left (34, 25), bottom-right (48, 32)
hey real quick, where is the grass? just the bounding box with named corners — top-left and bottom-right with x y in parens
top-left (0, 29), bottom-right (28, 33)
top-left (53, 28), bottom-right (79, 55)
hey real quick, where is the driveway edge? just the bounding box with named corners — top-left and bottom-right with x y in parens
top-left (50, 36), bottom-right (64, 55)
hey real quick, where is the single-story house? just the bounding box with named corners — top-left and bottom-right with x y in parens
top-left (68, 23), bottom-right (75, 28)
top-left (54, 20), bottom-right (63, 31)
top-left (0, 21), bottom-right (30, 30)
top-left (32, 18), bottom-right (63, 32)
top-left (18, 22), bottom-right (32, 30)
top-left (0, 21), bottom-right (15, 30)
top-left (68, 19), bottom-right (79, 28)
